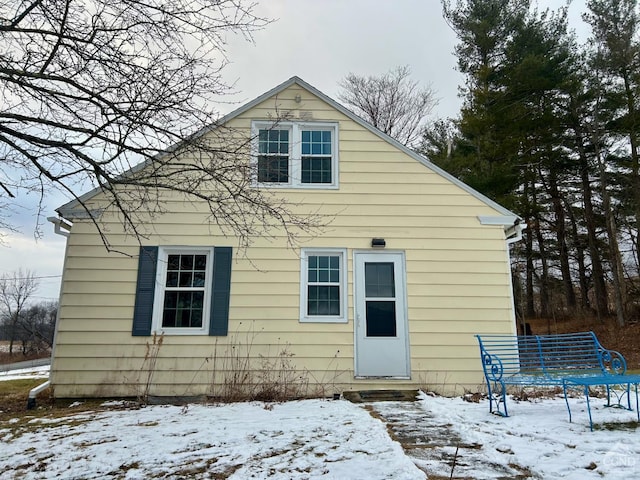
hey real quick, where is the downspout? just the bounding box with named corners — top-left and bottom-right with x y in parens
top-left (27, 381), bottom-right (50, 409)
top-left (505, 220), bottom-right (525, 336)
top-left (27, 216), bottom-right (72, 409)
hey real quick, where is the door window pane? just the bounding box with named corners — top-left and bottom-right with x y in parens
top-left (365, 301), bottom-right (397, 337)
top-left (365, 263), bottom-right (395, 298)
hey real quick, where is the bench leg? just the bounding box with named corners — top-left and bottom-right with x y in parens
top-left (563, 381), bottom-right (572, 424)
top-left (604, 383), bottom-right (633, 411)
top-left (584, 386), bottom-right (594, 432)
top-left (488, 380), bottom-right (508, 417)
top-left (485, 379), bottom-right (508, 417)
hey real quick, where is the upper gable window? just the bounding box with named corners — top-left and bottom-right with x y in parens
top-left (252, 121), bottom-right (339, 188)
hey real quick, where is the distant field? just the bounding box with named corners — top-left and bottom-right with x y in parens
top-left (0, 341), bottom-right (51, 364)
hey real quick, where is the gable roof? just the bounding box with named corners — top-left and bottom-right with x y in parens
top-left (57, 76), bottom-right (520, 226)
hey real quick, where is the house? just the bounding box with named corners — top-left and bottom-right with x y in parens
top-left (47, 77), bottom-right (522, 400)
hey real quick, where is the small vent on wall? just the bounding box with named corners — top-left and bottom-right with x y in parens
top-left (299, 110), bottom-right (313, 121)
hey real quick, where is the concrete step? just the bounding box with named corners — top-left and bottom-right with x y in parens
top-left (343, 389), bottom-right (419, 403)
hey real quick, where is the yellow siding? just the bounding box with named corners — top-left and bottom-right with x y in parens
top-left (51, 82), bottom-right (517, 398)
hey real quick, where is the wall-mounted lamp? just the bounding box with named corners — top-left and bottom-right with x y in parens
top-left (294, 94), bottom-right (302, 103)
top-left (371, 238), bottom-right (386, 248)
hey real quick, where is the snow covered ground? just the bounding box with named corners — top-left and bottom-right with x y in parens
top-left (1, 366), bottom-right (639, 479)
top-left (0, 365), bottom-right (49, 382)
top-left (420, 393), bottom-right (640, 479)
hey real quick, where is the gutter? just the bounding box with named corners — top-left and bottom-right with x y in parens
top-left (27, 381), bottom-right (50, 410)
top-left (47, 216), bottom-right (72, 237)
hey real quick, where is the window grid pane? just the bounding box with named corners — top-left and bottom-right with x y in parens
top-left (301, 158), bottom-right (332, 184)
top-left (307, 285), bottom-right (340, 315)
top-left (301, 130), bottom-right (332, 184)
top-left (258, 156), bottom-right (289, 183)
top-left (258, 129), bottom-right (289, 183)
top-left (162, 253), bottom-right (207, 329)
top-left (306, 254), bottom-right (341, 316)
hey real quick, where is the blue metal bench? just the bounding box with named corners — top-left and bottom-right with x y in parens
top-left (475, 332), bottom-right (639, 427)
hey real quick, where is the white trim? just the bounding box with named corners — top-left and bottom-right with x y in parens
top-left (251, 120), bottom-right (339, 189)
top-left (478, 215), bottom-right (519, 226)
top-left (151, 246), bottom-right (214, 336)
top-left (299, 248), bottom-right (348, 323)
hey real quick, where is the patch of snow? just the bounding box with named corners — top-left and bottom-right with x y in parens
top-left (0, 365), bottom-right (49, 382)
top-left (100, 400), bottom-right (130, 408)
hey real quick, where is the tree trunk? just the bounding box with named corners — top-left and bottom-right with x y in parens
top-left (579, 157), bottom-right (609, 320)
top-left (531, 201), bottom-right (551, 318)
top-left (523, 179), bottom-right (536, 318)
top-left (568, 93), bottom-right (609, 319)
top-left (594, 135), bottom-right (627, 326)
top-left (547, 167), bottom-right (576, 310)
top-left (564, 198), bottom-right (590, 312)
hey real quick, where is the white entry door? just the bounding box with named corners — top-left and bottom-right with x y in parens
top-left (354, 252), bottom-right (410, 378)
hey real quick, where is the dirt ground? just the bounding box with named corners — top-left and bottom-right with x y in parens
top-left (526, 317), bottom-right (640, 370)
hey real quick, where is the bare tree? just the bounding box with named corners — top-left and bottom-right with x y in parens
top-left (0, 269), bottom-right (39, 355)
top-left (1, 0), bottom-right (320, 249)
top-left (18, 301), bottom-right (58, 354)
top-left (337, 66), bottom-right (438, 147)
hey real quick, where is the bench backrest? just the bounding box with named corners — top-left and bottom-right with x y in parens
top-left (476, 331), bottom-right (606, 377)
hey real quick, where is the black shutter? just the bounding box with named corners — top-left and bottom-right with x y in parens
top-left (132, 246), bottom-right (158, 336)
top-left (209, 246), bottom-right (232, 336)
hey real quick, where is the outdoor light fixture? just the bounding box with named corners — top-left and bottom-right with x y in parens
top-left (371, 238), bottom-right (386, 248)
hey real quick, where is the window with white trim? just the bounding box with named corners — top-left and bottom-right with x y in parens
top-left (253, 121), bottom-right (339, 188)
top-left (152, 247), bottom-right (214, 335)
top-left (300, 248), bottom-right (347, 323)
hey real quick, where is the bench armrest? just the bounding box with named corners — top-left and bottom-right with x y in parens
top-left (600, 348), bottom-right (627, 375)
top-left (481, 352), bottom-right (504, 381)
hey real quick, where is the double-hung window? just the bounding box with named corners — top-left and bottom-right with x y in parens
top-left (253, 121), bottom-right (338, 188)
top-left (300, 248), bottom-right (347, 323)
top-left (132, 246), bottom-right (232, 337)
top-left (158, 251), bottom-right (211, 329)
top-left (301, 130), bottom-right (333, 184)
top-left (153, 247), bottom-right (213, 334)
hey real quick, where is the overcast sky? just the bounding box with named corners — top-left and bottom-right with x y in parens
top-left (1, 0), bottom-right (588, 301)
